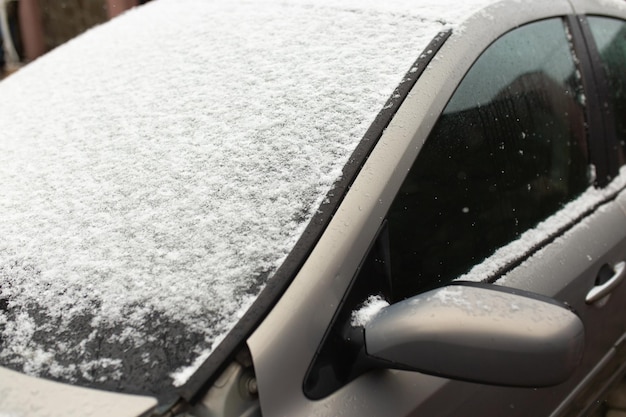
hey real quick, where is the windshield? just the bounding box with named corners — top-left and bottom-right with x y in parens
top-left (0, 0), bottom-right (495, 395)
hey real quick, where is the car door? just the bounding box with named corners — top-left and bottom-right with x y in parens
top-left (248, 2), bottom-right (626, 417)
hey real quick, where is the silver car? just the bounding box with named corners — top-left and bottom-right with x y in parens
top-left (1, 0), bottom-right (626, 416)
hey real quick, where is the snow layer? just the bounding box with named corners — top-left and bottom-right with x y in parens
top-left (0, 0), bottom-right (499, 393)
top-left (351, 295), bottom-right (390, 327)
top-left (596, 0), bottom-right (626, 11)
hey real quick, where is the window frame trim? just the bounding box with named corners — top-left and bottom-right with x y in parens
top-left (578, 14), bottom-right (626, 180)
top-left (571, 14), bottom-right (619, 185)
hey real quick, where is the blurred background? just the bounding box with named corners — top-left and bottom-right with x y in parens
top-left (1, 0), bottom-right (152, 78)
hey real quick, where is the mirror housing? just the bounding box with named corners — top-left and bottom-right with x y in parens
top-left (363, 282), bottom-right (584, 387)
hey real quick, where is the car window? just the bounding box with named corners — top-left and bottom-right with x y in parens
top-left (587, 16), bottom-right (626, 163)
top-left (386, 18), bottom-right (589, 301)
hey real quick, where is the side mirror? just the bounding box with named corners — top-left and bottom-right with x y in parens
top-left (363, 282), bottom-right (584, 387)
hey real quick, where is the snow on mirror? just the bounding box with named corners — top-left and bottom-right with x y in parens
top-left (363, 283), bottom-right (585, 387)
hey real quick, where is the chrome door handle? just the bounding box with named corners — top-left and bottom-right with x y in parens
top-left (586, 261), bottom-right (626, 304)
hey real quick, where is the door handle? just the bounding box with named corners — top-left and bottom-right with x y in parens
top-left (586, 261), bottom-right (626, 304)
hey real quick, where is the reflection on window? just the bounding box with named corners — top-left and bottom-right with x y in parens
top-left (387, 19), bottom-right (589, 300)
top-left (588, 16), bottom-right (626, 162)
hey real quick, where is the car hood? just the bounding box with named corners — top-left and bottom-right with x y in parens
top-left (0, 366), bottom-right (156, 417)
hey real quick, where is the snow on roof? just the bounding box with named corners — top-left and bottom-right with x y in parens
top-left (0, 0), bottom-right (499, 393)
top-left (597, 0), bottom-right (626, 11)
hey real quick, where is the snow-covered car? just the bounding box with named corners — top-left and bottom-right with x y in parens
top-left (1, 0), bottom-right (626, 416)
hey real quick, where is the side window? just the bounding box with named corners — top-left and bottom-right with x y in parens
top-left (387, 18), bottom-right (589, 301)
top-left (587, 16), bottom-right (626, 162)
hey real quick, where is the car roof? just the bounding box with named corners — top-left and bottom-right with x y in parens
top-left (0, 0), bottom-right (604, 397)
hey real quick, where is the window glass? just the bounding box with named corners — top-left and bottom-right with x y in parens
top-left (386, 18), bottom-right (589, 301)
top-left (587, 16), bottom-right (626, 160)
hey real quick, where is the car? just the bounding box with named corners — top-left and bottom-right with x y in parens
top-left (1, 0), bottom-right (626, 415)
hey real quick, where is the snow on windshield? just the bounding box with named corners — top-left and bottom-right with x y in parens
top-left (0, 0), bottom-right (498, 393)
